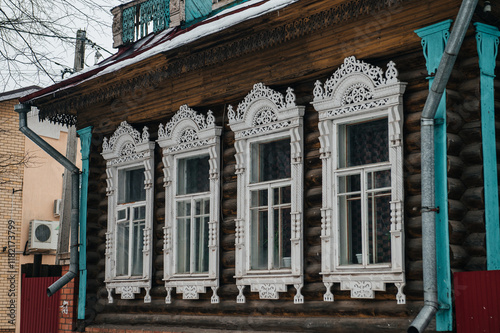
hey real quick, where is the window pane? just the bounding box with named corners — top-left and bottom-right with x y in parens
top-left (251, 189), bottom-right (268, 207)
top-left (133, 206), bottom-right (146, 221)
top-left (273, 186), bottom-right (291, 205)
top-left (118, 168), bottom-right (146, 204)
top-left (339, 118), bottom-right (388, 168)
top-left (338, 174), bottom-right (361, 193)
top-left (368, 191), bottom-right (391, 264)
top-left (117, 208), bottom-right (127, 221)
top-left (177, 200), bottom-right (191, 218)
top-left (176, 217), bottom-right (191, 274)
top-left (177, 155), bottom-right (210, 195)
top-left (131, 220), bottom-right (145, 276)
top-left (193, 216), bottom-right (209, 273)
top-left (250, 138), bottom-right (291, 183)
top-left (339, 194), bottom-right (362, 265)
top-left (273, 207), bottom-right (291, 269)
top-left (250, 208), bottom-right (268, 270)
top-left (193, 198), bottom-right (210, 273)
top-left (116, 222), bottom-right (129, 276)
top-left (367, 169), bottom-right (391, 190)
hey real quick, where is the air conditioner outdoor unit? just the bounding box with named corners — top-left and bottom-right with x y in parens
top-left (53, 199), bottom-right (62, 217)
top-left (28, 220), bottom-right (59, 251)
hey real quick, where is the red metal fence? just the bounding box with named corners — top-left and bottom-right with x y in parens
top-left (454, 270), bottom-right (500, 332)
top-left (20, 274), bottom-right (61, 333)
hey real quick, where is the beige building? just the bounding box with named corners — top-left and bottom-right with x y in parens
top-left (0, 87), bottom-right (74, 332)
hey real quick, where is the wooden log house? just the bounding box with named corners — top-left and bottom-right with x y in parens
top-left (18, 0), bottom-right (500, 332)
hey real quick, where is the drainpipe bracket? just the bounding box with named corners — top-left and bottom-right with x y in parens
top-left (434, 118), bottom-right (445, 125)
top-left (439, 303), bottom-right (451, 310)
top-left (421, 206), bottom-right (440, 213)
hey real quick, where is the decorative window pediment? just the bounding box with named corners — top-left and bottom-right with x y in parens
top-left (157, 105), bottom-right (222, 304)
top-left (312, 56), bottom-right (406, 304)
top-left (102, 121), bottom-right (155, 303)
top-left (228, 83), bottom-right (305, 303)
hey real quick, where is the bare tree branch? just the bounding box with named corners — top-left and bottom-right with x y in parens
top-left (0, 0), bottom-right (124, 91)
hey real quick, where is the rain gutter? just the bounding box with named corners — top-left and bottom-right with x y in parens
top-left (14, 103), bottom-right (80, 297)
top-left (408, 0), bottom-right (478, 332)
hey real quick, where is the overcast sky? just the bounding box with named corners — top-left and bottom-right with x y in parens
top-left (2, 0), bottom-right (124, 93)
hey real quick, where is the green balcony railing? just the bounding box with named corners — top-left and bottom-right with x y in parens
top-left (122, 0), bottom-right (170, 44)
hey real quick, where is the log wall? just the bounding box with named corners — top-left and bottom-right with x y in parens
top-left (75, 0), bottom-right (493, 332)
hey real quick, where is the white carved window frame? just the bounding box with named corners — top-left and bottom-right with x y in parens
top-left (228, 83), bottom-right (305, 304)
top-left (311, 56), bottom-right (407, 304)
top-left (101, 121), bottom-right (155, 303)
top-left (157, 105), bottom-right (222, 304)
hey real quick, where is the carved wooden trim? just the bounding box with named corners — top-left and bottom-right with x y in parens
top-left (228, 83), bottom-right (305, 303)
top-left (312, 56), bottom-right (406, 304)
top-left (101, 121), bottom-right (155, 304)
top-left (36, 0), bottom-right (409, 124)
top-left (157, 105), bottom-right (222, 304)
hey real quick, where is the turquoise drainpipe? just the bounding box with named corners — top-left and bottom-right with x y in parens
top-left (77, 126), bottom-right (92, 320)
top-left (415, 20), bottom-right (453, 331)
top-left (475, 23), bottom-right (500, 271)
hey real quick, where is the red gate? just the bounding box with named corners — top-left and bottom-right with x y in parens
top-left (20, 274), bottom-right (61, 333)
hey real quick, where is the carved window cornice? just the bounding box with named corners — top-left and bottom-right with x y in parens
top-left (312, 56), bottom-right (406, 304)
top-left (101, 121), bottom-right (155, 303)
top-left (157, 105), bottom-right (222, 304)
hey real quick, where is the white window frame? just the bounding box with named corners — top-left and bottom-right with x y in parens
top-left (102, 121), bottom-right (155, 303)
top-left (228, 83), bottom-right (305, 303)
top-left (312, 56), bottom-right (406, 304)
top-left (157, 105), bottom-right (222, 304)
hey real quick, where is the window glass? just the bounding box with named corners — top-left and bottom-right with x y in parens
top-left (193, 198), bottom-right (210, 273)
top-left (273, 186), bottom-right (291, 269)
top-left (339, 118), bottom-right (388, 168)
top-left (250, 189), bottom-right (269, 270)
top-left (368, 190), bottom-right (391, 264)
top-left (338, 118), bottom-right (392, 267)
top-left (250, 185), bottom-right (292, 270)
top-left (115, 204), bottom-right (145, 277)
top-left (175, 197), bottom-right (210, 274)
top-left (250, 138), bottom-right (291, 183)
top-left (339, 192), bottom-right (362, 265)
top-left (177, 155), bottom-right (210, 195)
top-left (118, 168), bottom-right (146, 204)
top-left (116, 221), bottom-right (129, 276)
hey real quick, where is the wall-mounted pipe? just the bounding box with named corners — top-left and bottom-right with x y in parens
top-left (14, 103), bottom-right (80, 297)
top-left (408, 0), bottom-right (478, 332)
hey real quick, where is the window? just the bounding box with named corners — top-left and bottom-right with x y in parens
top-left (116, 167), bottom-right (146, 277)
top-left (228, 83), bottom-right (305, 303)
top-left (101, 121), bottom-right (155, 303)
top-left (312, 56), bottom-right (406, 304)
top-left (175, 154), bottom-right (210, 275)
top-left (157, 105), bottom-right (221, 304)
top-left (337, 118), bottom-right (392, 267)
top-left (249, 138), bottom-right (292, 271)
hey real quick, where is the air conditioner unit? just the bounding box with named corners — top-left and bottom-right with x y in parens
top-left (53, 199), bottom-right (62, 217)
top-left (28, 220), bottom-right (59, 251)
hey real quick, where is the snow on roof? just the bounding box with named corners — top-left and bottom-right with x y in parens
top-left (0, 86), bottom-right (41, 102)
top-left (20, 0), bottom-right (298, 104)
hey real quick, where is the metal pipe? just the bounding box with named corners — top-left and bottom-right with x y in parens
top-left (14, 103), bottom-right (80, 297)
top-left (408, 0), bottom-right (477, 332)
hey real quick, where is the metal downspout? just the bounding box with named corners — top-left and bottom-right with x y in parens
top-left (408, 0), bottom-right (477, 332)
top-left (14, 103), bottom-right (80, 297)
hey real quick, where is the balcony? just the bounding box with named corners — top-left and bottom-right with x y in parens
top-left (112, 0), bottom-right (170, 47)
